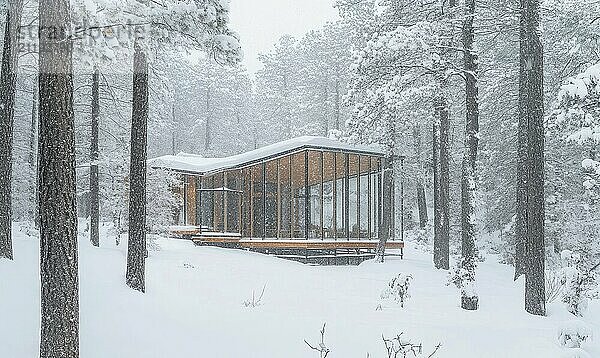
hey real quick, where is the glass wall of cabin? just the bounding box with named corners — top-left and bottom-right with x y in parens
top-left (184, 150), bottom-right (385, 240)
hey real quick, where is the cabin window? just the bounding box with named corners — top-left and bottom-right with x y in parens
top-left (348, 154), bottom-right (359, 239)
top-left (371, 157), bottom-right (381, 239)
top-left (213, 174), bottom-right (224, 232)
top-left (359, 156), bottom-right (371, 239)
top-left (265, 160), bottom-right (278, 238)
top-left (251, 164), bottom-right (264, 238)
top-left (322, 152), bottom-right (335, 239)
top-left (226, 170), bottom-right (242, 234)
top-left (201, 176), bottom-right (214, 231)
top-left (241, 168), bottom-right (252, 237)
top-left (278, 156), bottom-right (292, 238)
top-left (291, 152), bottom-right (306, 239)
top-left (335, 152), bottom-right (346, 239)
top-left (308, 151), bottom-right (323, 239)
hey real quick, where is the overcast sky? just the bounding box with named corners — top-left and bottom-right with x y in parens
top-left (228, 0), bottom-right (339, 74)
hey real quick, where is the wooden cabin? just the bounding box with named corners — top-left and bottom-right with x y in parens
top-left (149, 136), bottom-right (403, 264)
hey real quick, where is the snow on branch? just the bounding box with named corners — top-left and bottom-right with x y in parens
top-left (304, 323), bottom-right (330, 358)
top-left (377, 333), bottom-right (441, 358)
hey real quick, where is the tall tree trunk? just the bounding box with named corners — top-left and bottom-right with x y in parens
top-left (335, 76), bottom-right (340, 131)
top-left (126, 38), bottom-right (148, 293)
top-left (29, 76), bottom-right (39, 170)
top-left (514, 0), bottom-right (529, 281)
top-left (460, 0), bottom-right (479, 311)
top-left (38, 0), bottom-right (79, 355)
top-left (283, 74), bottom-right (291, 136)
top-left (171, 101), bottom-right (176, 155)
top-left (90, 68), bottom-right (100, 247)
top-left (433, 77), bottom-right (450, 270)
top-left (375, 155), bottom-right (394, 263)
top-left (204, 83), bottom-right (211, 152)
top-left (432, 118), bottom-right (441, 261)
top-left (30, 75), bottom-right (40, 228)
top-left (413, 124), bottom-right (428, 229)
top-left (323, 79), bottom-right (329, 136)
top-left (439, 85), bottom-right (450, 271)
top-left (522, 0), bottom-right (546, 316)
top-left (0, 0), bottom-right (24, 260)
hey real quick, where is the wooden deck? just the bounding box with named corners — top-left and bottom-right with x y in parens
top-left (169, 230), bottom-right (404, 264)
top-left (240, 239), bottom-right (403, 250)
top-left (191, 236), bottom-right (403, 248)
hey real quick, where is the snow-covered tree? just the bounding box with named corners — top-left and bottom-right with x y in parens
top-left (340, 0), bottom-right (462, 264)
top-left (147, 168), bottom-right (181, 234)
top-left (0, 0), bottom-right (24, 260)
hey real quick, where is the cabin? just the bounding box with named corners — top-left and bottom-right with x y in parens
top-left (149, 136), bottom-right (404, 264)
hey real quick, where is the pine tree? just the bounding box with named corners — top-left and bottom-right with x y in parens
top-left (460, 0), bottom-right (479, 311)
top-left (521, 0), bottom-right (546, 316)
top-left (38, 0), bottom-right (79, 355)
top-left (0, 0), bottom-right (24, 260)
top-left (126, 37), bottom-right (149, 293)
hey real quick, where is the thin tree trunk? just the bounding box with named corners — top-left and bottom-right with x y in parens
top-left (90, 68), bottom-right (100, 247)
top-left (284, 74), bottom-right (291, 136)
top-left (30, 75), bottom-right (40, 228)
top-left (335, 76), bottom-right (340, 131)
top-left (38, 0), bottom-right (79, 355)
top-left (522, 0), bottom-right (546, 316)
top-left (434, 77), bottom-right (450, 270)
top-left (432, 118), bottom-right (441, 261)
top-left (0, 0), bottom-right (24, 260)
top-left (171, 101), bottom-right (176, 155)
top-left (439, 84), bottom-right (450, 271)
top-left (29, 76), bottom-right (39, 169)
top-left (204, 83), bottom-right (211, 152)
top-left (375, 155), bottom-right (394, 263)
top-left (514, 0), bottom-right (529, 281)
top-left (126, 38), bottom-right (148, 293)
top-left (413, 124), bottom-right (428, 229)
top-left (323, 79), bottom-right (329, 136)
top-left (461, 0), bottom-right (479, 311)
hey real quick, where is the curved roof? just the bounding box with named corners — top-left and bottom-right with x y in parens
top-left (149, 136), bottom-right (386, 175)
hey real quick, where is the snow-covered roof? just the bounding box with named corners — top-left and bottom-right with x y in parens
top-left (149, 136), bottom-right (387, 175)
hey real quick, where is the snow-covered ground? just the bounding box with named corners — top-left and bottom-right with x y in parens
top-left (1, 224), bottom-right (598, 357)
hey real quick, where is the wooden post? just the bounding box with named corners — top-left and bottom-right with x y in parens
top-left (320, 151), bottom-right (324, 240)
top-left (238, 174), bottom-right (242, 236)
top-left (223, 172), bottom-right (227, 233)
top-left (183, 179), bottom-right (188, 225)
top-left (288, 156), bottom-right (293, 239)
top-left (367, 157), bottom-right (372, 240)
top-left (344, 153), bottom-right (350, 241)
top-left (332, 154), bottom-right (337, 240)
top-left (356, 156), bottom-right (361, 239)
top-left (195, 176), bottom-right (202, 228)
top-left (262, 162), bottom-right (266, 239)
top-left (304, 151), bottom-right (310, 240)
top-left (250, 170), bottom-right (254, 238)
top-left (277, 159), bottom-right (281, 239)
